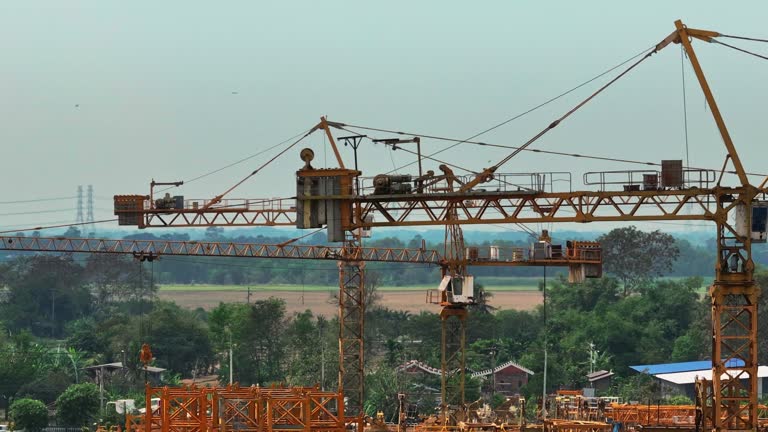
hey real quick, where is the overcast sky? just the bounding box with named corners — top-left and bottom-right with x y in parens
top-left (0, 1), bottom-right (766, 234)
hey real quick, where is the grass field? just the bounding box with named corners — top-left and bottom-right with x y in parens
top-left (158, 287), bottom-right (543, 315)
top-left (159, 275), bottom-right (708, 293)
top-left (157, 276), bottom-right (709, 314)
top-left (159, 277), bottom-right (542, 293)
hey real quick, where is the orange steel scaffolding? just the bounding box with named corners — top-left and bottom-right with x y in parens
top-left (126, 384), bottom-right (344, 432)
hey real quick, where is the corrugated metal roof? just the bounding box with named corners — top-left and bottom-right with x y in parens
top-left (473, 359), bottom-right (534, 377)
top-left (630, 359), bottom-right (744, 375)
top-left (85, 361), bottom-right (166, 373)
top-left (396, 359), bottom-right (534, 377)
top-left (586, 370), bottom-right (614, 382)
top-left (655, 366), bottom-right (768, 385)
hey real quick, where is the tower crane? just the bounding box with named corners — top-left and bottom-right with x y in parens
top-left (109, 20), bottom-right (768, 432)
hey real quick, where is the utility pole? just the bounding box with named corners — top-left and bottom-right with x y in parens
top-left (587, 342), bottom-right (597, 375)
top-left (541, 265), bottom-right (548, 419)
top-left (489, 345), bottom-right (498, 398)
top-left (319, 322), bottom-right (326, 391)
top-left (225, 326), bottom-right (234, 385)
top-left (51, 288), bottom-right (56, 338)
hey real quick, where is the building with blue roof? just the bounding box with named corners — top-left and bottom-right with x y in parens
top-left (629, 360), bottom-right (765, 400)
top-left (630, 359), bottom-right (744, 376)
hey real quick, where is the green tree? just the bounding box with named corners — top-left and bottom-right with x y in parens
top-left (210, 299), bottom-right (288, 385)
top-left (468, 283), bottom-right (495, 314)
top-left (285, 310), bottom-right (321, 386)
top-left (55, 383), bottom-right (100, 427)
top-left (9, 398), bottom-right (48, 432)
top-left (610, 373), bottom-right (660, 403)
top-left (666, 395), bottom-right (693, 405)
top-left (1, 255), bottom-right (90, 337)
top-left (495, 309), bottom-right (540, 360)
top-left (364, 366), bottom-right (400, 420)
top-left (66, 317), bottom-right (108, 356)
top-left (16, 371), bottom-right (73, 404)
top-left (597, 226), bottom-right (679, 296)
top-left (143, 302), bottom-right (213, 375)
top-left (84, 254), bottom-right (155, 308)
top-left (0, 332), bottom-right (48, 419)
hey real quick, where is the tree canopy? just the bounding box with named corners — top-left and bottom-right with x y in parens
top-left (597, 226), bottom-right (680, 295)
top-left (55, 383), bottom-right (100, 427)
top-left (9, 398), bottom-right (48, 432)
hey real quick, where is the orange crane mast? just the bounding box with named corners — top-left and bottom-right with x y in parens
top-left (108, 20), bottom-right (768, 432)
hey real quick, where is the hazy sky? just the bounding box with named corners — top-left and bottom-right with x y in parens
top-left (1, 1), bottom-right (766, 233)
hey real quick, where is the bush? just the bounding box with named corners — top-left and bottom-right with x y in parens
top-left (55, 383), bottom-right (100, 427)
top-left (666, 394), bottom-right (693, 405)
top-left (16, 371), bottom-right (73, 404)
top-left (9, 398), bottom-right (48, 432)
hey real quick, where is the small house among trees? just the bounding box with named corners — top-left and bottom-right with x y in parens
top-left (85, 362), bottom-right (166, 387)
top-left (397, 359), bottom-right (533, 397)
top-left (585, 370), bottom-right (614, 392)
top-left (473, 360), bottom-right (534, 396)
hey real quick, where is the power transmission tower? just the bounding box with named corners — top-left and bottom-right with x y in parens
top-left (86, 185), bottom-right (95, 236)
top-left (75, 185), bottom-right (84, 227)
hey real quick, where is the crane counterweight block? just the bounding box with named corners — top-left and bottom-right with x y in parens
top-left (114, 194), bottom-right (149, 227)
top-left (296, 166), bottom-right (360, 242)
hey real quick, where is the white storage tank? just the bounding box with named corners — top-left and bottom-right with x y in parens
top-left (489, 245), bottom-right (500, 261)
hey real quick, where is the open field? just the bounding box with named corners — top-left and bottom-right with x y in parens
top-left (158, 277), bottom-right (543, 293)
top-left (157, 276), bottom-right (709, 315)
top-left (158, 286), bottom-right (543, 315)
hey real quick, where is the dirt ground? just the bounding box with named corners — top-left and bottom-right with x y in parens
top-left (159, 289), bottom-right (542, 315)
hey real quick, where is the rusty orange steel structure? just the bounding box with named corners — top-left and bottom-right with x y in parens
top-left (0, 236), bottom-right (442, 264)
top-left (108, 20), bottom-right (766, 432)
top-left (604, 403), bottom-right (768, 429)
top-left (125, 385), bottom-right (345, 432)
top-left (543, 381), bottom-right (768, 429)
top-left (0, 235), bottom-right (601, 269)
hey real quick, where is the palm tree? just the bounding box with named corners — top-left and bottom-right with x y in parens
top-left (470, 283), bottom-right (496, 314)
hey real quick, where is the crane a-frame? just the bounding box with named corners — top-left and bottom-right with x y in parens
top-left (110, 20), bottom-right (767, 432)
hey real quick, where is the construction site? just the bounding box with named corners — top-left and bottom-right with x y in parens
top-left (2, 7), bottom-right (768, 432)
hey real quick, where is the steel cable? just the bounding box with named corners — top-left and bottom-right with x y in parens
top-left (720, 34), bottom-right (768, 44)
top-left (0, 218), bottom-right (119, 234)
top-left (712, 39), bottom-right (768, 61)
top-left (156, 129), bottom-right (311, 194)
top-left (339, 45), bottom-right (656, 175)
top-left (337, 124), bottom-right (768, 178)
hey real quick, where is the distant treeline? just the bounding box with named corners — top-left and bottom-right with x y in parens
top-left (0, 226), bottom-right (721, 286)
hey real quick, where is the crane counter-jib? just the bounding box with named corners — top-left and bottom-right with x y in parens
top-left (115, 187), bottom-right (738, 229)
